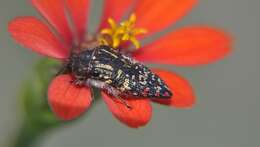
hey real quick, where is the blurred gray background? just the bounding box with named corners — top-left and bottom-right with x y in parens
top-left (0, 0), bottom-right (259, 146)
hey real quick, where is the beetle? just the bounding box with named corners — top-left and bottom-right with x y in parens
top-left (59, 45), bottom-right (172, 108)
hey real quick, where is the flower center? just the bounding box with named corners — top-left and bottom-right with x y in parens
top-left (99, 13), bottom-right (147, 49)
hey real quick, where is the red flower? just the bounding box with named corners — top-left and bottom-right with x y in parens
top-left (8, 0), bottom-right (232, 128)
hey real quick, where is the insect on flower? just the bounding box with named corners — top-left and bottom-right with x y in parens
top-left (8, 0), bottom-right (232, 128)
top-left (61, 45), bottom-right (173, 108)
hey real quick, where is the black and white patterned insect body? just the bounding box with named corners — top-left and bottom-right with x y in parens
top-left (63, 45), bottom-right (172, 100)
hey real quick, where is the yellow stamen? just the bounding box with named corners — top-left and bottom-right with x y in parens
top-left (130, 36), bottom-right (141, 49)
top-left (108, 18), bottom-right (117, 29)
top-left (100, 29), bottom-right (113, 35)
top-left (99, 13), bottom-right (147, 49)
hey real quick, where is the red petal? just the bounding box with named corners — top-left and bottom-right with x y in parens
top-left (101, 92), bottom-right (152, 128)
top-left (66, 0), bottom-right (90, 41)
top-left (31, 0), bottom-right (73, 45)
top-left (152, 69), bottom-right (195, 108)
top-left (99, 0), bottom-right (135, 29)
top-left (134, 26), bottom-right (232, 66)
top-left (8, 17), bottom-right (70, 59)
top-left (134, 0), bottom-right (197, 38)
top-left (48, 74), bottom-right (92, 120)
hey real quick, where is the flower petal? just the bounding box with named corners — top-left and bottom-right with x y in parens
top-left (134, 26), bottom-right (232, 66)
top-left (101, 92), bottom-right (152, 128)
top-left (134, 0), bottom-right (197, 37)
top-left (66, 0), bottom-right (90, 41)
top-left (8, 17), bottom-right (70, 59)
top-left (48, 74), bottom-right (92, 120)
top-left (152, 69), bottom-right (195, 108)
top-left (31, 0), bottom-right (73, 45)
top-left (100, 0), bottom-right (135, 29)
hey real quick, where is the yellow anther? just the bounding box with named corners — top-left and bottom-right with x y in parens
top-left (99, 13), bottom-right (147, 49)
top-left (122, 34), bottom-right (130, 41)
top-left (130, 37), bottom-right (141, 49)
top-left (108, 18), bottom-right (117, 29)
top-left (100, 28), bottom-right (113, 35)
top-left (99, 38), bottom-right (109, 46)
top-left (113, 38), bottom-right (120, 48)
top-left (129, 13), bottom-right (136, 24)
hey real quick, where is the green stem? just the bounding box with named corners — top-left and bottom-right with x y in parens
top-left (12, 122), bottom-right (43, 147)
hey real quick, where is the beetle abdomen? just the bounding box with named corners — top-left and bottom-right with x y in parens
top-left (81, 46), bottom-right (172, 98)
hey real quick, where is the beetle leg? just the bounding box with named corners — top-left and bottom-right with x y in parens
top-left (71, 76), bottom-right (86, 86)
top-left (105, 86), bottom-right (132, 109)
top-left (114, 96), bottom-right (132, 109)
top-left (86, 79), bottom-right (132, 109)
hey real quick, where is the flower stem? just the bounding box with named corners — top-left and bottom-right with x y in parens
top-left (12, 122), bottom-right (43, 147)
